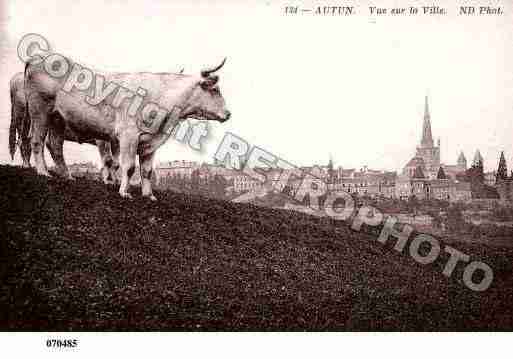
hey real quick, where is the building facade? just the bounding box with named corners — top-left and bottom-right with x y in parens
top-left (68, 162), bottom-right (100, 179)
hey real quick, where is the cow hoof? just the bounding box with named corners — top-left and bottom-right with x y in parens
top-left (37, 170), bottom-right (52, 177)
top-left (120, 192), bottom-right (133, 199)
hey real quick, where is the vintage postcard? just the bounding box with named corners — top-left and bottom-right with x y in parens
top-left (0, 0), bottom-right (512, 355)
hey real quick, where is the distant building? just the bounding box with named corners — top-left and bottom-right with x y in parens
top-left (443, 151), bottom-right (468, 180)
top-left (395, 175), bottom-right (413, 201)
top-left (452, 182), bottom-right (473, 202)
top-left (232, 167), bottom-right (298, 194)
top-left (484, 171), bottom-right (497, 187)
top-left (156, 160), bottom-right (200, 179)
top-left (430, 179), bottom-right (472, 202)
top-left (229, 163), bottom-right (398, 197)
top-left (395, 175), bottom-right (430, 201)
top-left (202, 163), bottom-right (238, 182)
top-left (68, 162), bottom-right (99, 179)
top-left (494, 153), bottom-right (513, 203)
top-left (395, 175), bottom-right (471, 202)
top-left (403, 156), bottom-right (426, 178)
top-left (329, 166), bottom-right (397, 198)
top-left (496, 180), bottom-right (513, 203)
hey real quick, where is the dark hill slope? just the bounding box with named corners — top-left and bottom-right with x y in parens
top-left (1, 165), bottom-right (512, 330)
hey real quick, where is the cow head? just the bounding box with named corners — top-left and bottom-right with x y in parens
top-left (181, 58), bottom-right (231, 123)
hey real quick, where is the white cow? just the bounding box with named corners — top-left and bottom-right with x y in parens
top-left (24, 55), bottom-right (230, 200)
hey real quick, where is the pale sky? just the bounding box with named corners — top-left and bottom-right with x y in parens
top-left (1, 0), bottom-right (512, 172)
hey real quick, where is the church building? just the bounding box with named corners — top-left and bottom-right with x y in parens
top-left (397, 96), bottom-right (472, 202)
top-left (403, 96), bottom-right (467, 180)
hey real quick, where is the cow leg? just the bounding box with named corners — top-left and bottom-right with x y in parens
top-left (97, 140), bottom-right (115, 184)
top-left (110, 139), bottom-right (121, 184)
top-left (28, 94), bottom-right (51, 176)
top-left (46, 125), bottom-right (73, 180)
top-left (118, 132), bottom-right (139, 199)
top-left (16, 103), bottom-right (31, 167)
top-left (97, 140), bottom-right (121, 184)
top-left (20, 136), bottom-right (32, 168)
top-left (139, 151), bottom-right (156, 201)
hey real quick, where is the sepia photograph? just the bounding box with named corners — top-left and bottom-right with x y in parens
top-left (0, 0), bottom-right (512, 355)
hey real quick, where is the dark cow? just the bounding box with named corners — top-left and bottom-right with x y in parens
top-left (9, 72), bottom-right (31, 167)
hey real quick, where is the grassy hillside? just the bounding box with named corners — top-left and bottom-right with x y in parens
top-left (1, 165), bottom-right (513, 330)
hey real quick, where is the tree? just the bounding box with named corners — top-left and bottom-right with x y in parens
top-left (427, 209), bottom-right (443, 229)
top-left (467, 161), bottom-right (484, 185)
top-left (436, 166), bottom-right (447, 179)
top-left (211, 174), bottom-right (228, 198)
top-left (496, 151), bottom-right (508, 183)
top-left (446, 205), bottom-right (466, 233)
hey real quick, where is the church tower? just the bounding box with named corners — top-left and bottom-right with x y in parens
top-left (457, 151), bottom-right (467, 170)
top-left (473, 149), bottom-right (484, 167)
top-left (327, 154), bottom-right (335, 183)
top-left (415, 96), bottom-right (440, 178)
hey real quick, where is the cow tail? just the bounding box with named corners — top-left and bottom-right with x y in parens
top-left (8, 88), bottom-right (17, 160)
top-left (23, 61), bottom-right (32, 140)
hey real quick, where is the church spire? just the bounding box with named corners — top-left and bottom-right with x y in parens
top-left (420, 95), bottom-right (434, 147)
top-left (424, 95), bottom-right (430, 118)
top-left (457, 151), bottom-right (467, 169)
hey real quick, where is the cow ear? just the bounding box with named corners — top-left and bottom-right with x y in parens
top-left (200, 79), bottom-right (210, 90)
top-left (209, 75), bottom-right (219, 85)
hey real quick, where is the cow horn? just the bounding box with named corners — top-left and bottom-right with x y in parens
top-left (201, 57), bottom-right (226, 77)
